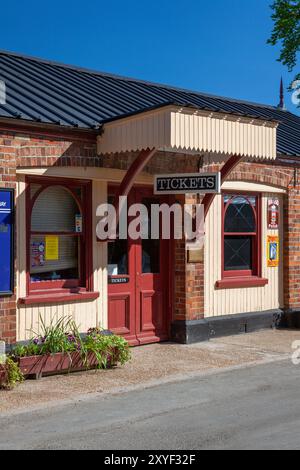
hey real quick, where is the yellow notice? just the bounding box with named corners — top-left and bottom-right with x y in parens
top-left (45, 236), bottom-right (59, 261)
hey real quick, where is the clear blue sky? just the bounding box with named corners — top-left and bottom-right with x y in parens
top-left (0, 0), bottom-right (298, 114)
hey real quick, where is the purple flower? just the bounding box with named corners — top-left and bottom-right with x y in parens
top-left (67, 334), bottom-right (76, 343)
top-left (33, 337), bottom-right (42, 345)
top-left (87, 327), bottom-right (102, 337)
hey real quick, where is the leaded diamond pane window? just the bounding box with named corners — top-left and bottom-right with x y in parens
top-left (223, 195), bottom-right (259, 275)
top-left (224, 196), bottom-right (256, 233)
top-left (224, 236), bottom-right (252, 271)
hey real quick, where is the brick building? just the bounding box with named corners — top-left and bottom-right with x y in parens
top-left (0, 50), bottom-right (300, 345)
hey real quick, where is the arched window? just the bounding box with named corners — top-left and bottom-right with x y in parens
top-left (223, 195), bottom-right (260, 278)
top-left (27, 178), bottom-right (93, 294)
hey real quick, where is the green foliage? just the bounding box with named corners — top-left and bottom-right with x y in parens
top-left (268, 0), bottom-right (300, 71)
top-left (12, 316), bottom-right (81, 357)
top-left (83, 333), bottom-right (131, 368)
top-left (0, 357), bottom-right (24, 390)
top-left (10, 315), bottom-right (131, 370)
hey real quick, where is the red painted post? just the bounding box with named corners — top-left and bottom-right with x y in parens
top-left (203, 155), bottom-right (243, 218)
top-left (114, 148), bottom-right (157, 227)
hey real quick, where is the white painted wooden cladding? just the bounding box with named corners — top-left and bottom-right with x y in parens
top-left (204, 189), bottom-right (284, 318)
top-left (170, 111), bottom-right (277, 159)
top-left (98, 106), bottom-right (278, 160)
top-left (16, 178), bottom-right (108, 341)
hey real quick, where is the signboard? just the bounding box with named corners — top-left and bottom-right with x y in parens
top-left (75, 214), bottom-right (83, 233)
top-left (108, 277), bottom-right (129, 285)
top-left (45, 236), bottom-right (59, 261)
top-left (154, 173), bottom-right (221, 195)
top-left (267, 236), bottom-right (279, 267)
top-left (268, 198), bottom-right (280, 229)
top-left (0, 189), bottom-right (14, 295)
top-left (187, 247), bottom-right (204, 264)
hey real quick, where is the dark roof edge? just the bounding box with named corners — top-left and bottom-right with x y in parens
top-left (0, 117), bottom-right (100, 141)
top-left (100, 101), bottom-right (279, 125)
top-left (0, 48), bottom-right (291, 114)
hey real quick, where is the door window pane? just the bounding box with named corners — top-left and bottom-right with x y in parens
top-left (108, 240), bottom-right (128, 275)
top-left (142, 239), bottom-right (160, 274)
top-left (141, 197), bottom-right (160, 274)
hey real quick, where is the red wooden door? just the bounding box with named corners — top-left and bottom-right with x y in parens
top-left (108, 187), bottom-right (171, 345)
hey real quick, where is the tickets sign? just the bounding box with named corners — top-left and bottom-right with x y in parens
top-left (154, 173), bottom-right (221, 195)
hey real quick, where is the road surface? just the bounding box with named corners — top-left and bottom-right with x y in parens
top-left (0, 360), bottom-right (299, 450)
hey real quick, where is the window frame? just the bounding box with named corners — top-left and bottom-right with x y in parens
top-left (216, 192), bottom-right (268, 289)
top-left (25, 176), bottom-right (94, 298)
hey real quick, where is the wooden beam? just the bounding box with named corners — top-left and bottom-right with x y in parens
top-left (114, 148), bottom-right (156, 227)
top-left (203, 155), bottom-right (243, 218)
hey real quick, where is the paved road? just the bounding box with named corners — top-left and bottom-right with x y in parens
top-left (0, 360), bottom-right (300, 450)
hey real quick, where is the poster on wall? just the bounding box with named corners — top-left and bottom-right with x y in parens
top-left (0, 189), bottom-right (14, 295)
top-left (267, 236), bottom-right (279, 267)
top-left (268, 198), bottom-right (280, 229)
top-left (31, 241), bottom-right (45, 268)
top-left (75, 214), bottom-right (82, 233)
top-left (45, 236), bottom-right (59, 261)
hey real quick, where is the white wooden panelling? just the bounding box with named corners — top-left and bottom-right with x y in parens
top-left (204, 188), bottom-right (284, 317)
top-left (98, 106), bottom-right (278, 160)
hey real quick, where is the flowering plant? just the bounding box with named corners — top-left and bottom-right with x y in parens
top-left (10, 316), bottom-right (131, 369)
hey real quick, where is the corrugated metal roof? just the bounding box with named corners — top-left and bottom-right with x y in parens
top-left (0, 50), bottom-right (299, 156)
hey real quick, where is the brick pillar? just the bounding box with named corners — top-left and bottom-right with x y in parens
top-left (174, 241), bottom-right (205, 321)
top-left (172, 194), bottom-right (205, 343)
top-left (0, 133), bottom-right (17, 343)
top-left (283, 185), bottom-right (300, 322)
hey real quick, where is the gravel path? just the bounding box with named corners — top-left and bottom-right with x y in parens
top-left (0, 329), bottom-right (298, 415)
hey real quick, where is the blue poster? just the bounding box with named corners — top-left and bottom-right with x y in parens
top-left (0, 189), bottom-right (14, 295)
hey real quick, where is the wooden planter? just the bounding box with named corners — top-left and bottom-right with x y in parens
top-left (16, 351), bottom-right (112, 379)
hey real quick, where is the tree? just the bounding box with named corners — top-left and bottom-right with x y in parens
top-left (268, 0), bottom-right (300, 72)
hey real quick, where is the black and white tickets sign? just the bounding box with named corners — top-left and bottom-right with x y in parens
top-left (154, 173), bottom-right (221, 195)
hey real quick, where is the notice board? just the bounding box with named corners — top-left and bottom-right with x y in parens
top-left (0, 189), bottom-right (14, 295)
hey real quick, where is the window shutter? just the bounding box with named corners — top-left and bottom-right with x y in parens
top-left (31, 186), bottom-right (79, 233)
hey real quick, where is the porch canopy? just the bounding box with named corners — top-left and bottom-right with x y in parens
top-left (98, 104), bottom-right (278, 220)
top-left (98, 105), bottom-right (278, 160)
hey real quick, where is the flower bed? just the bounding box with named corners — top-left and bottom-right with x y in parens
top-left (9, 319), bottom-right (131, 381)
top-left (16, 351), bottom-right (111, 379)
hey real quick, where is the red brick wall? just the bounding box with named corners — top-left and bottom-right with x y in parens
top-left (1, 127), bottom-right (300, 341)
top-left (0, 133), bottom-right (17, 342)
top-left (172, 158), bottom-right (300, 322)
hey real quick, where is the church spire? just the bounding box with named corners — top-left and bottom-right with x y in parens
top-left (278, 78), bottom-right (287, 110)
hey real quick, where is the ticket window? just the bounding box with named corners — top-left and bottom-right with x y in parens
top-left (27, 180), bottom-right (92, 293)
